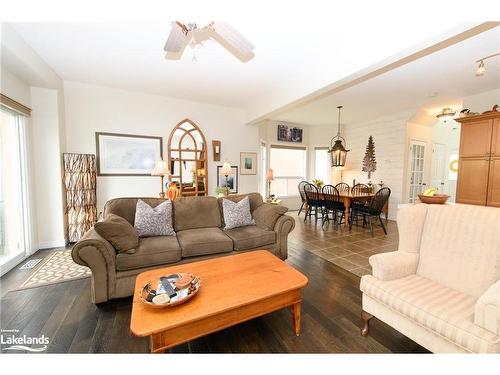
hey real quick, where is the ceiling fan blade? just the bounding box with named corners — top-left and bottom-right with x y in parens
top-left (210, 22), bottom-right (255, 62)
top-left (164, 21), bottom-right (190, 53)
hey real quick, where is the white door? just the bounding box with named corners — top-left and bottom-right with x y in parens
top-left (408, 140), bottom-right (427, 203)
top-left (431, 143), bottom-right (447, 194)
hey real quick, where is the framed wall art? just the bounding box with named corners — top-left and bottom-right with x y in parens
top-left (217, 165), bottom-right (238, 194)
top-left (277, 124), bottom-right (303, 143)
top-left (95, 132), bottom-right (163, 176)
top-left (240, 152), bottom-right (257, 175)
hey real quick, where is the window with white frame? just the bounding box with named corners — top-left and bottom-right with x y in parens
top-left (269, 145), bottom-right (306, 197)
top-left (314, 147), bottom-right (331, 185)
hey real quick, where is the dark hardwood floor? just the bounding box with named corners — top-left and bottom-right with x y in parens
top-left (0, 220), bottom-right (427, 354)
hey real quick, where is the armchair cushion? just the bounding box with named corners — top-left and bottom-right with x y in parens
top-left (475, 280), bottom-right (500, 335)
top-left (94, 213), bottom-right (139, 254)
top-left (253, 203), bottom-right (288, 231)
top-left (369, 251), bottom-right (419, 281)
top-left (360, 274), bottom-right (500, 353)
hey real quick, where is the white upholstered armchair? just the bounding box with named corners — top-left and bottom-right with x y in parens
top-left (360, 203), bottom-right (500, 353)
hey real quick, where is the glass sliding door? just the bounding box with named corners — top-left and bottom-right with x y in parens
top-left (0, 108), bottom-right (30, 273)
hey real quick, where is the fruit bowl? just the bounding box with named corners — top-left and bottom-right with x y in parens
top-left (418, 194), bottom-right (450, 204)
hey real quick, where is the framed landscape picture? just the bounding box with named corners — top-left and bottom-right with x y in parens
top-left (240, 152), bottom-right (257, 175)
top-left (95, 132), bottom-right (163, 176)
top-left (217, 165), bottom-right (238, 194)
top-left (277, 124), bottom-right (303, 143)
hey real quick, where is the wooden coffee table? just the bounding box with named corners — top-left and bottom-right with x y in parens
top-left (130, 250), bottom-right (308, 353)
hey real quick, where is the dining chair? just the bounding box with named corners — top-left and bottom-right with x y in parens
top-left (321, 185), bottom-right (345, 228)
top-left (297, 180), bottom-right (308, 216)
top-left (349, 187), bottom-right (391, 236)
top-left (303, 183), bottom-right (324, 223)
top-left (335, 182), bottom-right (350, 194)
top-left (351, 183), bottom-right (371, 213)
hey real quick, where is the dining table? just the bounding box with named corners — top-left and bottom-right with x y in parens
top-left (305, 191), bottom-right (389, 226)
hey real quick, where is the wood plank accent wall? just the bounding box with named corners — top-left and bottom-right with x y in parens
top-left (456, 112), bottom-right (500, 207)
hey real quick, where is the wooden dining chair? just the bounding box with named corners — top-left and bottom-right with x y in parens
top-left (350, 187), bottom-right (391, 236)
top-left (297, 181), bottom-right (308, 216)
top-left (303, 183), bottom-right (324, 222)
top-left (335, 182), bottom-right (350, 194)
top-left (321, 185), bottom-right (345, 227)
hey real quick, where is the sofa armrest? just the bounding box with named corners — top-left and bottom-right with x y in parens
top-left (272, 214), bottom-right (295, 260)
top-left (71, 228), bottom-right (117, 303)
top-left (253, 203), bottom-right (288, 230)
top-left (474, 279), bottom-right (500, 335)
top-left (369, 251), bottom-right (419, 281)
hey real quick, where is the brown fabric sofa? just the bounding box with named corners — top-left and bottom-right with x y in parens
top-left (72, 193), bottom-right (295, 303)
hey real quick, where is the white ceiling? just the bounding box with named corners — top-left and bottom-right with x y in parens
top-left (6, 12), bottom-right (485, 121)
top-left (269, 27), bottom-right (500, 126)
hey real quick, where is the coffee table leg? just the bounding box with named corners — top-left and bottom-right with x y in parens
top-left (291, 301), bottom-right (301, 336)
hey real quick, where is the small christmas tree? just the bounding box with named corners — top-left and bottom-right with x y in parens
top-left (362, 136), bottom-right (377, 180)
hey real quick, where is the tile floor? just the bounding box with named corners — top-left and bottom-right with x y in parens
top-left (288, 213), bottom-right (398, 277)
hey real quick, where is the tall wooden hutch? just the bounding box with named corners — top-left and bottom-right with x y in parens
top-left (455, 111), bottom-right (500, 207)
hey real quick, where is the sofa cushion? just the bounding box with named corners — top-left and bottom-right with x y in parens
top-left (116, 236), bottom-right (181, 271)
top-left (94, 213), bottom-right (139, 254)
top-left (218, 193), bottom-right (263, 227)
top-left (177, 227), bottom-right (233, 257)
top-left (134, 199), bottom-right (175, 237)
top-left (360, 274), bottom-right (500, 353)
top-left (416, 204), bottom-right (500, 298)
top-left (222, 196), bottom-right (256, 230)
top-left (104, 197), bottom-right (167, 226)
top-left (173, 196), bottom-right (221, 231)
top-left (252, 203), bottom-right (288, 230)
top-left (224, 226), bottom-right (276, 250)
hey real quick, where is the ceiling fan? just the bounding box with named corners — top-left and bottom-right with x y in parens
top-left (164, 21), bottom-right (255, 62)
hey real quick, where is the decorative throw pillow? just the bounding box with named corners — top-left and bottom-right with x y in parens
top-left (94, 213), bottom-right (139, 254)
top-left (222, 196), bottom-right (256, 230)
top-left (134, 199), bottom-right (175, 237)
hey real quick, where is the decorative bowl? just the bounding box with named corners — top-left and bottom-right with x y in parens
top-left (139, 273), bottom-right (201, 308)
top-left (418, 194), bottom-right (450, 204)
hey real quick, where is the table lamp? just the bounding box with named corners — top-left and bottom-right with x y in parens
top-left (266, 168), bottom-right (274, 199)
top-left (221, 162), bottom-right (232, 196)
top-left (151, 160), bottom-right (169, 198)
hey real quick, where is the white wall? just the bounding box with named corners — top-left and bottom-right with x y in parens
top-left (63, 82), bottom-right (259, 214)
top-left (463, 88), bottom-right (500, 113)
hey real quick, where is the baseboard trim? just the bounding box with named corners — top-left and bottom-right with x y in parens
top-left (38, 240), bottom-right (67, 250)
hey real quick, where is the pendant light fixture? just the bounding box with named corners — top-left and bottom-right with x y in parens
top-left (436, 107), bottom-right (456, 123)
top-left (328, 105), bottom-right (349, 167)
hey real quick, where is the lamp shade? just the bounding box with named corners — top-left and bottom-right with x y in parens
top-left (151, 160), bottom-right (169, 176)
top-left (221, 162), bottom-right (232, 176)
top-left (266, 169), bottom-right (274, 181)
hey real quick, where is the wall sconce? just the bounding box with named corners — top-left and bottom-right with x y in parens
top-left (212, 140), bottom-right (221, 161)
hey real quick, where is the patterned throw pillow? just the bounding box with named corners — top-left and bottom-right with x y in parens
top-left (134, 199), bottom-right (175, 237)
top-left (222, 196), bottom-right (256, 230)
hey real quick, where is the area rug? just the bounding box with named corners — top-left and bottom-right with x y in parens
top-left (18, 249), bottom-right (91, 290)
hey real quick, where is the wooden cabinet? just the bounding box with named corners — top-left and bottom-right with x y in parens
top-left (456, 112), bottom-right (500, 207)
top-left (459, 119), bottom-right (492, 157)
top-left (456, 158), bottom-right (490, 205)
top-left (491, 118), bottom-right (500, 157)
top-left (487, 158), bottom-right (500, 207)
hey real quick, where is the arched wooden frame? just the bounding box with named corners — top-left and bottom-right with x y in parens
top-left (167, 119), bottom-right (208, 196)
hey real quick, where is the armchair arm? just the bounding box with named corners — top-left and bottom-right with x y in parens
top-left (474, 279), bottom-right (500, 335)
top-left (71, 228), bottom-right (117, 303)
top-left (369, 251), bottom-right (419, 281)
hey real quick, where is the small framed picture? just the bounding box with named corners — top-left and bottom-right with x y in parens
top-left (277, 124), bottom-right (303, 143)
top-left (240, 152), bottom-right (257, 175)
top-left (217, 165), bottom-right (238, 194)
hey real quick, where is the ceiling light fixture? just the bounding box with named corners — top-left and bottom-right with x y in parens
top-left (328, 106), bottom-right (350, 167)
top-left (164, 21), bottom-right (255, 63)
top-left (475, 52), bottom-right (500, 76)
top-left (436, 108), bottom-right (456, 123)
